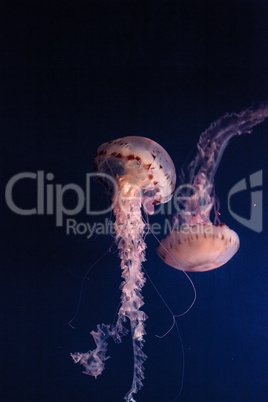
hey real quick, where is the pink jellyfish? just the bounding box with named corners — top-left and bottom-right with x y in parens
top-left (71, 136), bottom-right (176, 401)
top-left (158, 102), bottom-right (268, 271)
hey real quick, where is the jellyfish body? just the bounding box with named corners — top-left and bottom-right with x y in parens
top-left (158, 102), bottom-right (268, 272)
top-left (71, 136), bottom-right (176, 401)
top-left (158, 223), bottom-right (240, 272)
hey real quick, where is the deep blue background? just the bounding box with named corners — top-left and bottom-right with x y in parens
top-left (1, 1), bottom-right (267, 401)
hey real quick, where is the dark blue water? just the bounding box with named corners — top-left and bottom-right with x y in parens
top-left (1, 1), bottom-right (267, 401)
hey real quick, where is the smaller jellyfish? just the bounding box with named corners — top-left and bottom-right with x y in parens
top-left (71, 136), bottom-right (176, 401)
top-left (157, 102), bottom-right (268, 271)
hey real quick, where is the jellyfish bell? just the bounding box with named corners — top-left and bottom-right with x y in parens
top-left (94, 136), bottom-right (176, 214)
top-left (157, 170), bottom-right (240, 272)
top-left (157, 222), bottom-right (240, 272)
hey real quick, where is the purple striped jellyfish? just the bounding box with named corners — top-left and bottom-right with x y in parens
top-left (71, 136), bottom-right (176, 401)
top-left (157, 102), bottom-right (268, 272)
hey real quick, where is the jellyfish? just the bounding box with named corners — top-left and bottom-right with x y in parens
top-left (157, 102), bottom-right (268, 272)
top-left (71, 136), bottom-right (176, 401)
